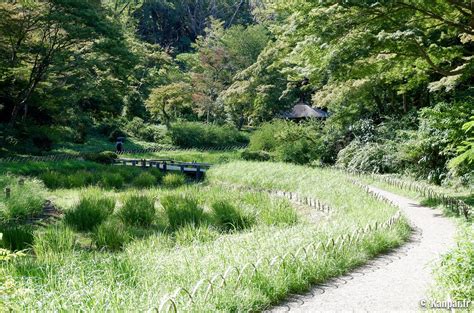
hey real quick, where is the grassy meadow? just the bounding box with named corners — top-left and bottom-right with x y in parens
top-left (0, 158), bottom-right (411, 311)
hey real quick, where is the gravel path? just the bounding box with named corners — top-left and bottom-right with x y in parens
top-left (270, 185), bottom-right (457, 312)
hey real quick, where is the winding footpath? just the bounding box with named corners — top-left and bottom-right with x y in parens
top-left (271, 185), bottom-right (457, 312)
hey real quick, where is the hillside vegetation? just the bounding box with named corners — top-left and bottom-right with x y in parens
top-left (0, 1), bottom-right (472, 187)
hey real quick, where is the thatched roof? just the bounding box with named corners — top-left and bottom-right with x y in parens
top-left (282, 103), bottom-right (328, 119)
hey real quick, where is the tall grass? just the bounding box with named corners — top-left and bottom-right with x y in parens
top-left (434, 224), bottom-right (474, 301)
top-left (33, 224), bottom-right (76, 258)
top-left (3, 217), bottom-right (409, 311)
top-left (100, 173), bottom-right (124, 189)
top-left (1, 163), bottom-right (412, 311)
top-left (174, 224), bottom-right (220, 245)
top-left (0, 176), bottom-right (46, 221)
top-left (93, 218), bottom-right (130, 251)
top-left (161, 195), bottom-right (207, 230)
top-left (119, 194), bottom-right (156, 227)
top-left (207, 161), bottom-right (399, 226)
top-left (65, 189), bottom-right (115, 231)
top-left (162, 173), bottom-right (186, 188)
top-left (211, 200), bottom-right (254, 231)
top-left (131, 172), bottom-right (157, 188)
top-left (0, 225), bottom-right (34, 251)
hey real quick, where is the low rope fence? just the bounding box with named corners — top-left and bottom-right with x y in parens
top-left (0, 154), bottom-right (79, 163)
top-left (215, 181), bottom-right (334, 213)
top-left (156, 210), bottom-right (403, 312)
top-left (157, 180), bottom-right (405, 312)
top-left (343, 169), bottom-right (472, 220)
top-left (0, 145), bottom-right (248, 163)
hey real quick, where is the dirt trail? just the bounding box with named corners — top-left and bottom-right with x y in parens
top-left (271, 185), bottom-right (457, 312)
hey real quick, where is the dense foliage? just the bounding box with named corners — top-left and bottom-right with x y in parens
top-left (0, 0), bottom-right (472, 184)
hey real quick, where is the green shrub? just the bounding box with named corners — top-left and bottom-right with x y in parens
top-left (40, 171), bottom-right (68, 189)
top-left (336, 140), bottom-right (401, 174)
top-left (125, 117), bottom-right (168, 142)
top-left (65, 192), bottom-right (115, 231)
top-left (83, 151), bottom-right (118, 164)
top-left (161, 195), bottom-right (206, 230)
top-left (148, 168), bottom-right (164, 182)
top-left (3, 179), bottom-right (45, 220)
top-left (93, 218), bottom-right (130, 251)
top-left (211, 200), bottom-right (254, 231)
top-left (1, 225), bottom-right (34, 251)
top-left (169, 122), bottom-right (248, 148)
top-left (248, 122), bottom-right (281, 152)
top-left (114, 167), bottom-right (142, 181)
top-left (131, 172), bottom-right (157, 188)
top-left (404, 101), bottom-right (474, 184)
top-left (119, 194), bottom-right (155, 227)
top-left (241, 150), bottom-right (271, 161)
top-left (435, 226), bottom-right (474, 300)
top-left (248, 120), bottom-right (323, 164)
top-left (33, 224), bottom-right (75, 256)
top-left (100, 172), bottom-right (124, 189)
top-left (162, 173), bottom-right (186, 188)
top-left (67, 171), bottom-right (95, 188)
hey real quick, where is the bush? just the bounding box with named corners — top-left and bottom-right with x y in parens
top-left (93, 218), bottom-right (130, 251)
top-left (83, 151), bottom-right (118, 164)
top-left (403, 101), bottom-right (473, 184)
top-left (211, 200), bottom-right (254, 231)
top-left (336, 140), bottom-right (401, 174)
top-left (67, 171), bottom-right (95, 188)
top-left (119, 194), bottom-right (155, 227)
top-left (241, 150), bottom-right (271, 161)
top-left (161, 195), bottom-right (206, 230)
top-left (248, 122), bottom-right (281, 152)
top-left (169, 122), bottom-right (248, 148)
top-left (65, 191), bottom-right (115, 231)
top-left (114, 166), bottom-right (142, 181)
top-left (2, 178), bottom-right (45, 220)
top-left (100, 173), bottom-right (124, 189)
top-left (1, 225), bottom-right (34, 251)
top-left (248, 120), bottom-right (323, 165)
top-left (148, 168), bottom-right (164, 182)
top-left (162, 173), bottom-right (186, 188)
top-left (40, 171), bottom-right (68, 189)
top-left (435, 226), bottom-right (474, 300)
top-left (131, 172), bottom-right (157, 188)
top-left (33, 224), bottom-right (75, 256)
top-left (125, 117), bottom-right (168, 142)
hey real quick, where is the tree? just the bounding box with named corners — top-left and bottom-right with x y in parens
top-left (145, 82), bottom-right (192, 127)
top-left (134, 0), bottom-right (255, 52)
top-left (0, 0), bottom-right (130, 125)
top-left (449, 116), bottom-right (474, 176)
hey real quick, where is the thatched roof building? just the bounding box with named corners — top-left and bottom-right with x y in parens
top-left (281, 102), bottom-right (329, 121)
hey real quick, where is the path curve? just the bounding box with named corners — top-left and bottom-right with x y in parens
top-left (270, 185), bottom-right (456, 312)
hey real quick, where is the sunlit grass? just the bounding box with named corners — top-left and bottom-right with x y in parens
top-left (1, 161), bottom-right (411, 311)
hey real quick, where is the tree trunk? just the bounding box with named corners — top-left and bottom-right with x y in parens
top-left (237, 114), bottom-right (244, 131)
top-left (402, 93), bottom-right (408, 113)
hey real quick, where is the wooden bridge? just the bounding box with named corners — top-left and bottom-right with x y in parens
top-left (114, 158), bottom-right (212, 179)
